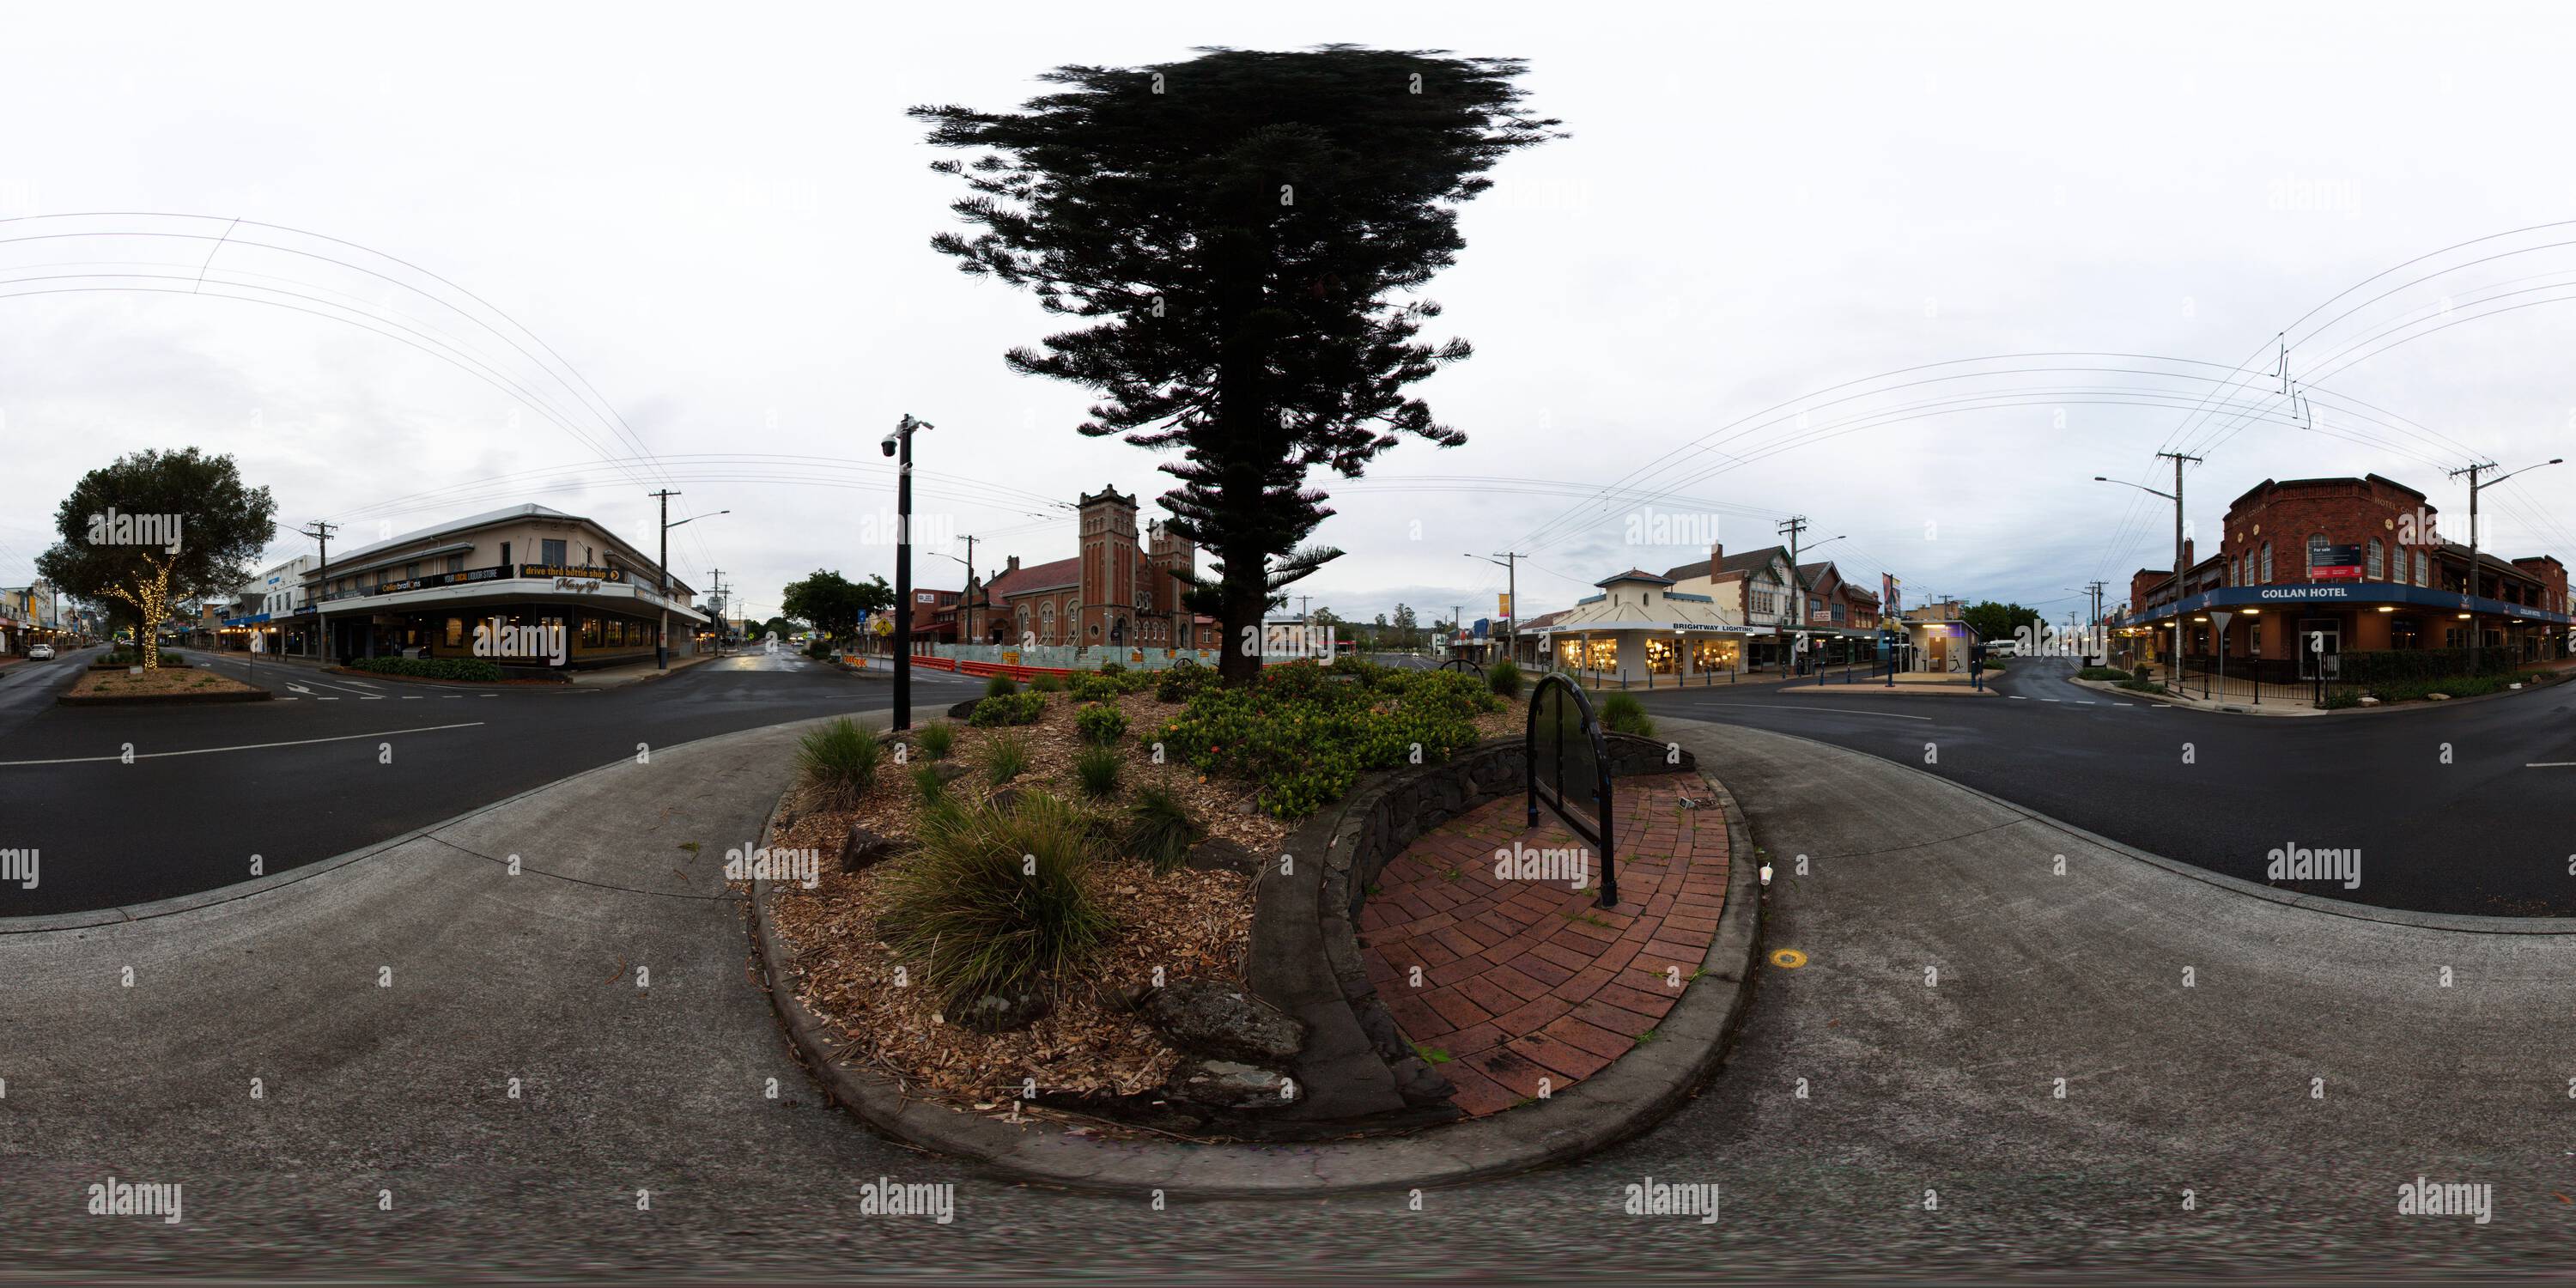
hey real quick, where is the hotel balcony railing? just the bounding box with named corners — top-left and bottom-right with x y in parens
top-left (307, 563), bottom-right (639, 605)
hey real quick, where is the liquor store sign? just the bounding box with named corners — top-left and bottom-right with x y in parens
top-left (519, 564), bottom-right (629, 583)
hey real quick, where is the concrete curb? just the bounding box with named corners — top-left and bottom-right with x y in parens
top-left (1665, 714), bottom-right (2576, 938)
top-left (2067, 671), bottom-right (2569, 718)
top-left (746, 756), bottom-right (1769, 1197)
top-left (56, 686), bottom-right (273, 706)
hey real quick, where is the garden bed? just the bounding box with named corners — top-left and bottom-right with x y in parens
top-left (63, 666), bottom-right (266, 704)
top-left (755, 659), bottom-right (1535, 1134)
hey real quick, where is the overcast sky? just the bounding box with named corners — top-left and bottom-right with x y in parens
top-left (7, 2), bottom-right (2576, 630)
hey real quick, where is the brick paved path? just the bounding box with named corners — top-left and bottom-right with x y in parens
top-left (1356, 772), bottom-right (1728, 1115)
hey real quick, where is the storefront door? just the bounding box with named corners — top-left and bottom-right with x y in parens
top-left (2297, 617), bottom-right (2342, 680)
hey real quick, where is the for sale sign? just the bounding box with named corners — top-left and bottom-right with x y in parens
top-left (2307, 544), bottom-right (2364, 580)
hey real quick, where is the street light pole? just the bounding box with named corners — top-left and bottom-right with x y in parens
top-left (1464, 552), bottom-right (1524, 665)
top-left (2097, 454), bottom-right (2198, 694)
top-left (890, 415), bottom-right (933, 731)
top-left (650, 496), bottom-right (729, 671)
top-left (2451, 457), bottom-right (2561, 672)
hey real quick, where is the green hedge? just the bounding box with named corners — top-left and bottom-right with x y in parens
top-left (349, 656), bottom-right (509, 682)
top-left (1147, 659), bottom-right (1502, 817)
top-left (2335, 648), bottom-right (2519, 685)
top-left (969, 690), bottom-right (1048, 726)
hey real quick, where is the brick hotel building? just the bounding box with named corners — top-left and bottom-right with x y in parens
top-left (2120, 473), bottom-right (2570, 676)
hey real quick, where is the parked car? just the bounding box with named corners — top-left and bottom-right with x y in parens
top-left (25, 644), bottom-right (54, 660)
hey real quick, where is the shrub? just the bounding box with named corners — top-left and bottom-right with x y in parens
top-left (914, 720), bottom-right (957, 761)
top-left (1157, 663), bottom-right (1212, 703)
top-left (1126, 784), bottom-right (1203, 874)
top-left (795, 718), bottom-right (885, 811)
top-left (1599, 691), bottom-right (1655, 738)
top-left (2117, 675), bottom-right (2163, 692)
top-left (2076, 666), bottom-right (2129, 682)
top-left (1098, 660), bottom-right (1126, 675)
top-left (1487, 659), bottom-right (1523, 697)
top-left (2320, 689), bottom-right (2363, 710)
top-left (1068, 671), bottom-right (1121, 702)
top-left (912, 762), bottom-right (950, 808)
top-left (1072, 744), bottom-right (1122, 798)
top-left (805, 638), bottom-right (835, 661)
top-left (984, 671), bottom-right (1020, 698)
top-left (880, 790), bottom-right (1112, 1005)
top-left (349, 655), bottom-right (509, 683)
top-left (1075, 701), bottom-right (1130, 745)
top-left (1029, 672), bottom-right (1064, 693)
top-left (1148, 662), bottom-right (1498, 817)
top-left (981, 730), bottom-right (1031, 785)
top-left (969, 691), bottom-right (1047, 726)
top-left (1983, 660), bottom-right (2006, 671)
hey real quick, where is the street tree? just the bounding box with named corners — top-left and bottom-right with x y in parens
top-left (915, 46), bottom-right (1558, 683)
top-left (35, 448), bottom-right (275, 670)
top-left (1961, 600), bottom-right (2043, 647)
top-left (781, 570), bottom-right (895, 646)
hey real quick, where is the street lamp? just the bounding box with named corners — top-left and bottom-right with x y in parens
top-left (2097, 471), bottom-right (2190, 696)
top-left (653, 500), bottom-right (729, 670)
top-left (2455, 457), bottom-right (2561, 672)
top-left (889, 414), bottom-right (933, 730)
top-left (1464, 551), bottom-right (1523, 665)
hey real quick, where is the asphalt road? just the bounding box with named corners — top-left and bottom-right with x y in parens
top-left (9, 649), bottom-right (2575, 919)
top-left (0, 645), bottom-right (987, 916)
top-left (1627, 656), bottom-right (2576, 917)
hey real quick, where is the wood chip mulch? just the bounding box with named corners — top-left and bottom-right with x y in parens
top-left (754, 678), bottom-right (1535, 1120)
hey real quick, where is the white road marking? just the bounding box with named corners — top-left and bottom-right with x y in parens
top-left (2008, 695), bottom-right (2027, 700)
top-left (318, 696), bottom-right (339, 702)
top-left (2040, 698), bottom-right (2060, 702)
top-left (402, 695), bottom-right (422, 699)
top-left (0, 721), bottom-right (488, 767)
top-left (2529, 762), bottom-right (2576, 768)
top-left (1686, 702), bottom-right (1936, 722)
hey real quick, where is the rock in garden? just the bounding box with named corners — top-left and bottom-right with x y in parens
top-left (986, 784), bottom-right (1023, 814)
top-left (1143, 978), bottom-right (1307, 1065)
top-left (1168, 1059), bottom-right (1298, 1110)
top-left (951, 989), bottom-right (1052, 1034)
top-left (839, 824), bottom-right (914, 873)
top-left (1184, 837), bottom-right (1259, 874)
top-left (930, 762), bottom-right (970, 784)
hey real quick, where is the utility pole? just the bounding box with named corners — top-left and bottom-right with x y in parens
top-left (2160, 452), bottom-right (2199, 695)
top-left (2451, 456), bottom-right (2566, 672)
top-left (649, 489), bottom-right (680, 670)
top-left (1466, 552), bottom-right (1524, 665)
top-left (301, 519), bottom-right (337, 661)
top-left (708, 568), bottom-right (725, 650)
top-left (1777, 516), bottom-right (1807, 676)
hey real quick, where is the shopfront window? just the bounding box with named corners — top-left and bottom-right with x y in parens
top-left (444, 617), bottom-right (464, 647)
top-left (1646, 637), bottom-right (1676, 674)
top-left (582, 617), bottom-right (602, 647)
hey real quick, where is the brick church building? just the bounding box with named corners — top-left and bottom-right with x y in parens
top-left (962, 485), bottom-right (1222, 651)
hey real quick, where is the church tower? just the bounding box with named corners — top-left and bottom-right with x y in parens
top-left (1077, 485), bottom-right (1139, 647)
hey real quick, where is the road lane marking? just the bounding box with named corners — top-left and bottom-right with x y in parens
top-left (2530, 762), bottom-right (2576, 768)
top-left (1679, 703), bottom-right (1936, 722)
top-left (0, 721), bottom-right (489, 767)
top-left (2008, 695), bottom-right (2026, 700)
top-left (2040, 698), bottom-right (2060, 702)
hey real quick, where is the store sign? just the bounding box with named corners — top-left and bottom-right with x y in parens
top-left (554, 578), bottom-right (604, 593)
top-left (379, 565), bottom-right (507, 594)
top-left (2307, 544), bottom-right (2364, 580)
top-left (519, 563), bottom-right (628, 583)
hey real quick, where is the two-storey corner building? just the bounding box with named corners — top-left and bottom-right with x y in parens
top-left (2118, 473), bottom-right (2571, 677)
top-left (296, 503), bottom-right (707, 669)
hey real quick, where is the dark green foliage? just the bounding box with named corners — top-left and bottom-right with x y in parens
top-left (981, 730), bottom-right (1032, 785)
top-left (1599, 691), bottom-right (1654, 738)
top-left (1486, 658), bottom-right (1522, 696)
top-left (795, 718), bottom-right (886, 811)
top-left (1072, 744), bottom-right (1122, 799)
top-left (914, 720), bottom-right (957, 760)
top-left (881, 789), bottom-right (1113, 1005)
top-left (970, 691), bottom-right (1048, 726)
top-left (912, 762), bottom-right (951, 808)
top-left (350, 656), bottom-right (509, 682)
top-left (1157, 663), bottom-right (1213, 702)
top-left (779, 569), bottom-right (895, 647)
top-left (916, 47), bottom-right (1559, 683)
top-left (1147, 659), bottom-right (1500, 817)
top-left (1075, 701), bottom-right (1130, 745)
top-left (985, 671), bottom-right (1021, 697)
top-left (1125, 784), bottom-right (1204, 874)
top-left (1029, 672), bottom-right (1064, 693)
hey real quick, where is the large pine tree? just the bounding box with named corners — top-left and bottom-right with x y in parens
top-left (914, 46), bottom-right (1557, 681)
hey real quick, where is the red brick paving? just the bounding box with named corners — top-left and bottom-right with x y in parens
top-left (1355, 772), bottom-right (1728, 1116)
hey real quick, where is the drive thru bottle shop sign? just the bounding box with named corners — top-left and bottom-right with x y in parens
top-left (2307, 544), bottom-right (2364, 581)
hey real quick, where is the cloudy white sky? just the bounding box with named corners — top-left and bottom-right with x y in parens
top-left (6, 1), bottom-right (2576, 630)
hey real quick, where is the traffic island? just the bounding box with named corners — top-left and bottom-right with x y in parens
top-left (58, 665), bottom-right (270, 705)
top-left (745, 706), bottom-right (1765, 1195)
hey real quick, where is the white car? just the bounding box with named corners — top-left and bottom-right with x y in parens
top-left (25, 644), bottom-right (54, 660)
